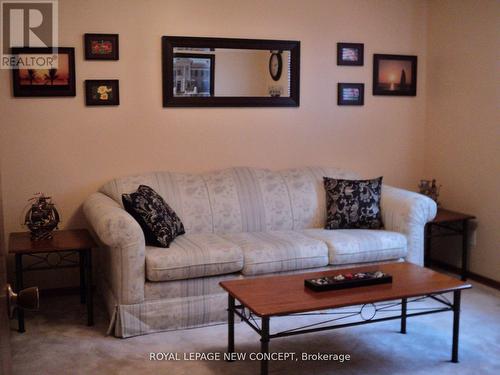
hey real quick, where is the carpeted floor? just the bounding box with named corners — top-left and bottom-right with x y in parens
top-left (10, 280), bottom-right (500, 375)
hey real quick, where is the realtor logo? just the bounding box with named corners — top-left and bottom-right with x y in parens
top-left (1, 0), bottom-right (58, 69)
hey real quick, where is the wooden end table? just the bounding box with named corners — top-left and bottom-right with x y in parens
top-left (220, 263), bottom-right (471, 375)
top-left (8, 229), bottom-right (96, 332)
top-left (425, 208), bottom-right (476, 281)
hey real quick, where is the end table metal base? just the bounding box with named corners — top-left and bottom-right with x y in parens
top-left (14, 249), bottom-right (93, 332)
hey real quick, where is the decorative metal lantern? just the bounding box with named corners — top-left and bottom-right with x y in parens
top-left (24, 194), bottom-right (60, 240)
top-left (418, 179), bottom-right (441, 206)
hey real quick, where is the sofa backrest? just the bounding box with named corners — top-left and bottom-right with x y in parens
top-left (100, 167), bottom-right (359, 234)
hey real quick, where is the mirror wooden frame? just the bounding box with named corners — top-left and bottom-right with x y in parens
top-left (162, 36), bottom-right (300, 107)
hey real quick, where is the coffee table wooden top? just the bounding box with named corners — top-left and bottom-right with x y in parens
top-left (219, 262), bottom-right (471, 317)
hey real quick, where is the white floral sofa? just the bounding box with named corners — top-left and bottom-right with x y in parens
top-left (83, 166), bottom-right (436, 338)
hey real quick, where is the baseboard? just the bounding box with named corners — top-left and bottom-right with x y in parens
top-left (431, 260), bottom-right (500, 290)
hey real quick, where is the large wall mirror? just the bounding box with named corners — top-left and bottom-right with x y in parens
top-left (162, 36), bottom-right (300, 107)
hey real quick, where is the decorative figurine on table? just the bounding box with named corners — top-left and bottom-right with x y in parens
top-left (418, 179), bottom-right (441, 206)
top-left (23, 193), bottom-right (60, 240)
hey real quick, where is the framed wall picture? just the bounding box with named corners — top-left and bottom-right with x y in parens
top-left (84, 34), bottom-right (119, 60)
top-left (172, 53), bottom-right (215, 97)
top-left (338, 83), bottom-right (364, 105)
top-left (85, 80), bottom-right (119, 105)
top-left (11, 47), bottom-right (76, 97)
top-left (373, 54), bottom-right (417, 96)
top-left (337, 43), bottom-right (364, 66)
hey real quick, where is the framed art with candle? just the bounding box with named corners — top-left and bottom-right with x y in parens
top-left (373, 54), bottom-right (417, 96)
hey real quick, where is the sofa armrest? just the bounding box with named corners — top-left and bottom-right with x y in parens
top-left (83, 192), bottom-right (145, 305)
top-left (381, 185), bottom-right (437, 266)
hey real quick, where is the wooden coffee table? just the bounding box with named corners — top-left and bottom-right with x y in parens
top-left (220, 262), bottom-right (471, 375)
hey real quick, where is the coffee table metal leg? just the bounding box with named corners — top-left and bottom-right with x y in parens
top-left (85, 249), bottom-right (94, 326)
top-left (227, 294), bottom-right (235, 360)
top-left (400, 298), bottom-right (407, 334)
top-left (15, 254), bottom-right (25, 333)
top-left (424, 223), bottom-right (432, 267)
top-left (461, 220), bottom-right (469, 281)
top-left (79, 251), bottom-right (86, 304)
top-left (261, 317), bottom-right (270, 375)
top-left (452, 290), bottom-right (461, 363)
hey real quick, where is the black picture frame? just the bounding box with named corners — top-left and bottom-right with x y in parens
top-left (85, 79), bottom-right (120, 106)
top-left (11, 47), bottom-right (76, 97)
top-left (373, 54), bottom-right (417, 96)
top-left (162, 36), bottom-right (300, 107)
top-left (173, 53), bottom-right (215, 97)
top-left (338, 83), bottom-right (364, 106)
top-left (337, 43), bottom-right (364, 66)
top-left (84, 33), bottom-right (119, 60)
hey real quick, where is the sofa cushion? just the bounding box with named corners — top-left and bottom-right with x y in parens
top-left (145, 273), bottom-right (242, 300)
top-left (221, 231), bottom-right (329, 276)
top-left (122, 185), bottom-right (185, 247)
top-left (302, 229), bottom-right (407, 265)
top-left (281, 167), bottom-right (360, 230)
top-left (145, 233), bottom-right (243, 281)
top-left (324, 177), bottom-right (383, 229)
top-left (100, 166), bottom-right (361, 236)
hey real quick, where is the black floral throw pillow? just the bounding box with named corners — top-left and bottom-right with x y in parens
top-left (122, 185), bottom-right (185, 248)
top-left (323, 177), bottom-right (383, 230)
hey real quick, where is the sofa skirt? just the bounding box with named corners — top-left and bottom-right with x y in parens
top-left (101, 279), bottom-right (227, 338)
top-left (101, 259), bottom-right (404, 338)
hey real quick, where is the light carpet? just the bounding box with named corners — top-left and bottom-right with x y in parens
top-left (10, 280), bottom-right (500, 375)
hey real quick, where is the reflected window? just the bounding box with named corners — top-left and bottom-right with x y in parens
top-left (173, 53), bottom-right (215, 97)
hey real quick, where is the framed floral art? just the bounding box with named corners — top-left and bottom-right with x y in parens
top-left (84, 34), bottom-right (119, 60)
top-left (85, 79), bottom-right (119, 106)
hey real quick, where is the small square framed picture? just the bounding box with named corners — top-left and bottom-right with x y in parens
top-left (373, 54), bottom-right (417, 96)
top-left (338, 83), bottom-right (364, 106)
top-left (85, 80), bottom-right (119, 106)
top-left (84, 34), bottom-right (119, 60)
top-left (337, 43), bottom-right (364, 66)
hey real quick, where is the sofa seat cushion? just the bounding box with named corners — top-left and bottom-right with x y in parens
top-left (221, 231), bottom-right (329, 276)
top-left (302, 229), bottom-right (407, 265)
top-left (145, 273), bottom-right (242, 300)
top-left (145, 233), bottom-right (244, 281)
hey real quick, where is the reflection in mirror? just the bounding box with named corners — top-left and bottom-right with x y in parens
top-left (162, 36), bottom-right (300, 107)
top-left (173, 53), bottom-right (215, 97)
top-left (173, 48), bottom-right (290, 98)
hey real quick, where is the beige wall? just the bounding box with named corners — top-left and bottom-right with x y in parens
top-left (0, 0), bottom-right (430, 288)
top-left (425, 0), bottom-right (499, 282)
